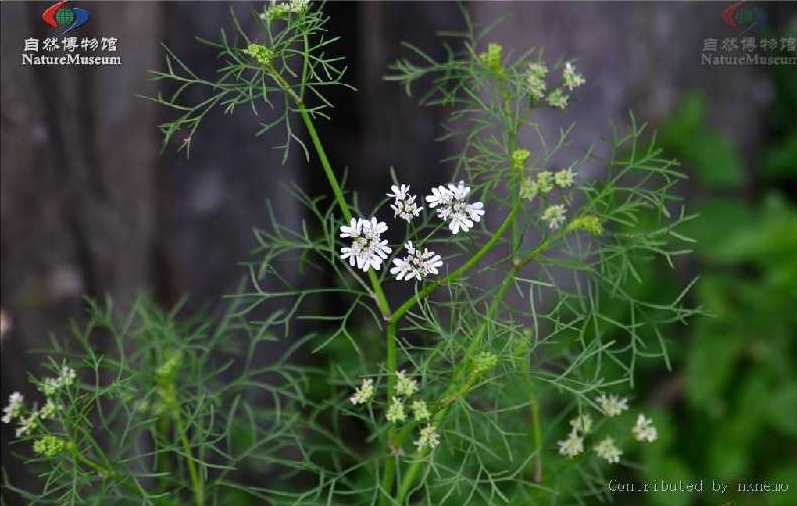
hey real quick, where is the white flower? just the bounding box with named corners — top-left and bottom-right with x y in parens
top-left (425, 181), bottom-right (485, 235)
top-left (554, 168), bottom-right (576, 188)
top-left (527, 62), bottom-right (548, 100)
top-left (594, 436), bottom-right (622, 463)
top-left (541, 204), bottom-right (567, 230)
top-left (339, 217), bottom-right (392, 272)
top-left (16, 410), bottom-right (39, 438)
top-left (349, 378), bottom-right (375, 405)
top-left (562, 62), bottom-right (586, 91)
top-left (261, 0), bottom-right (309, 21)
top-left (39, 365), bottom-right (78, 397)
top-left (395, 370), bottom-right (418, 397)
top-left (39, 400), bottom-right (59, 420)
top-left (557, 429), bottom-right (584, 458)
top-left (596, 393), bottom-right (629, 417)
top-left (632, 414), bottom-right (658, 443)
top-left (60, 366), bottom-right (76, 388)
top-left (569, 413), bottom-right (593, 435)
top-left (390, 242), bottom-right (443, 282)
top-left (387, 184), bottom-right (422, 222)
top-left (386, 397), bottom-right (406, 423)
top-left (411, 400), bottom-right (430, 421)
top-left (414, 424), bottom-right (441, 451)
top-left (2, 392), bottom-right (23, 424)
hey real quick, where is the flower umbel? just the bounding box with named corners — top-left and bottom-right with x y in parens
top-left (567, 215), bottom-right (603, 236)
top-left (350, 378), bottom-right (375, 405)
top-left (261, 0), bottom-right (310, 22)
top-left (16, 410), bottom-right (39, 438)
top-left (557, 430), bottom-right (584, 458)
top-left (569, 413), bottom-right (593, 435)
top-left (390, 242), bottom-right (443, 282)
top-left (526, 62), bottom-right (548, 100)
top-left (395, 370), bottom-right (418, 397)
top-left (386, 397), bottom-right (406, 423)
top-left (562, 61), bottom-right (586, 91)
top-left (554, 168), bottom-right (576, 188)
top-left (33, 435), bottom-right (68, 458)
top-left (632, 414), bottom-right (658, 443)
top-left (594, 436), bottom-right (622, 463)
top-left (547, 88), bottom-right (569, 109)
top-left (411, 400), bottom-right (430, 421)
top-left (426, 181), bottom-right (485, 235)
top-left (387, 184), bottom-right (422, 222)
top-left (243, 43), bottom-right (274, 66)
top-left (414, 424), bottom-right (441, 451)
top-left (2, 392), bottom-right (23, 424)
top-left (596, 394), bottom-right (629, 417)
top-left (541, 204), bottom-right (567, 230)
top-left (39, 400), bottom-right (59, 420)
top-left (339, 218), bottom-right (392, 272)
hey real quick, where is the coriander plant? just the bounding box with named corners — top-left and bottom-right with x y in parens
top-left (3, 2), bottom-right (699, 505)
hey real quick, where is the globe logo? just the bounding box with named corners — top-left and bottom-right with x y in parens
top-left (42, 1), bottom-right (90, 33)
top-left (721, 1), bottom-right (768, 33)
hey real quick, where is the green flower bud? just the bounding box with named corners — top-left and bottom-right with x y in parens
top-left (567, 215), bottom-right (603, 236)
top-left (512, 149), bottom-right (530, 171)
top-left (244, 43), bottom-right (274, 66)
top-left (33, 435), bottom-right (69, 458)
top-left (472, 352), bottom-right (499, 376)
top-left (479, 43), bottom-right (503, 74)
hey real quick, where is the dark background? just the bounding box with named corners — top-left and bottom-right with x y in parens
top-left (2, 2), bottom-right (796, 504)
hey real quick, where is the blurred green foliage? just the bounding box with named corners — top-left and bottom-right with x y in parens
top-left (617, 61), bottom-right (797, 506)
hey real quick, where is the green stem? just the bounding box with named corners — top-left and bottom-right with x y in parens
top-left (281, 66), bottom-right (397, 503)
top-left (393, 232), bottom-right (558, 504)
top-left (527, 386), bottom-right (543, 483)
top-left (298, 108), bottom-right (392, 318)
top-left (174, 409), bottom-right (204, 506)
top-left (390, 203), bottom-right (521, 324)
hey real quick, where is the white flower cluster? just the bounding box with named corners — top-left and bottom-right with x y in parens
top-left (390, 242), bottom-right (443, 282)
top-left (562, 62), bottom-right (586, 91)
top-left (594, 436), bottom-right (622, 463)
top-left (518, 166), bottom-right (577, 232)
top-left (414, 424), bottom-right (440, 451)
top-left (339, 217), bottom-right (392, 272)
top-left (541, 204), bottom-right (567, 231)
top-left (526, 62), bottom-right (548, 100)
top-left (386, 397), bottom-right (406, 423)
top-left (3, 364), bottom-right (75, 439)
top-left (349, 369), bottom-right (440, 453)
top-left (426, 181), bottom-right (485, 235)
top-left (1, 392), bottom-right (23, 424)
top-left (556, 394), bottom-right (657, 463)
top-left (596, 393), bottom-right (629, 417)
top-left (557, 413), bottom-right (592, 458)
top-left (349, 378), bottom-right (374, 405)
top-left (40, 365), bottom-right (77, 396)
top-left (632, 414), bottom-right (658, 443)
top-left (557, 429), bottom-right (584, 458)
top-left (526, 58), bottom-right (586, 110)
top-left (339, 180), bottom-right (485, 280)
top-left (261, 0), bottom-right (310, 22)
top-left (387, 184), bottom-right (422, 222)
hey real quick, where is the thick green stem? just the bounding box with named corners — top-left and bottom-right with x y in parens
top-left (299, 108), bottom-right (392, 318)
top-left (528, 387), bottom-right (543, 483)
top-left (174, 409), bottom-right (204, 506)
